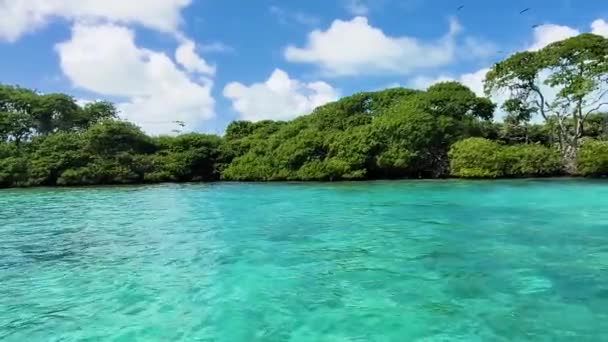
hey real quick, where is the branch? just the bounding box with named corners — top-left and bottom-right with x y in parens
top-left (584, 89), bottom-right (608, 109)
top-left (584, 102), bottom-right (608, 120)
top-left (530, 83), bottom-right (548, 121)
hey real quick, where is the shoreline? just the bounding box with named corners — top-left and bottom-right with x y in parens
top-left (1, 176), bottom-right (604, 191)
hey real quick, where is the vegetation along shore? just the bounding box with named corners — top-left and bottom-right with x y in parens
top-left (1, 33), bottom-right (607, 188)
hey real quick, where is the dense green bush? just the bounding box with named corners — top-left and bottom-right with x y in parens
top-left (449, 138), bottom-right (562, 178)
top-left (449, 138), bottom-right (505, 178)
top-left (0, 143), bottom-right (29, 186)
top-left (503, 144), bottom-right (562, 176)
top-left (577, 139), bottom-right (608, 176)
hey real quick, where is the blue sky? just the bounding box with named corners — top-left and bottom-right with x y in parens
top-left (0, 0), bottom-right (607, 134)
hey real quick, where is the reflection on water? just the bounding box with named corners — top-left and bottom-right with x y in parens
top-left (1, 180), bottom-right (608, 341)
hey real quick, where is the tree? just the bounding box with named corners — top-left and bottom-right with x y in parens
top-left (485, 33), bottom-right (608, 172)
top-left (0, 85), bottom-right (37, 144)
top-left (79, 101), bottom-right (118, 128)
top-left (85, 120), bottom-right (156, 155)
top-left (0, 110), bottom-right (33, 145)
top-left (423, 81), bottom-right (495, 120)
top-left (34, 93), bottom-right (81, 133)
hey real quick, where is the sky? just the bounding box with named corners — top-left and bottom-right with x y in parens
top-left (0, 0), bottom-right (607, 135)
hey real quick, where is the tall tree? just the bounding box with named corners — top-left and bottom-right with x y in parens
top-left (485, 33), bottom-right (608, 172)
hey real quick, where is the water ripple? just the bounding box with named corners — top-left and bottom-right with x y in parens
top-left (1, 180), bottom-right (608, 341)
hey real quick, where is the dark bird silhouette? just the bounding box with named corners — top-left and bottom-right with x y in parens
top-left (520, 8), bottom-right (531, 14)
top-left (532, 24), bottom-right (541, 28)
top-left (457, 5), bottom-right (465, 11)
top-left (173, 120), bottom-right (185, 128)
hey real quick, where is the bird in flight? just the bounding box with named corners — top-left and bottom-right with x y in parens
top-left (457, 5), bottom-right (465, 11)
top-left (520, 8), bottom-right (531, 14)
top-left (532, 24), bottom-right (541, 28)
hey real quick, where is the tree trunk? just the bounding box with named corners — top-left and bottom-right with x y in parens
top-left (559, 134), bottom-right (578, 175)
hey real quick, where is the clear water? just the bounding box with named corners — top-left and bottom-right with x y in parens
top-left (1, 180), bottom-right (608, 341)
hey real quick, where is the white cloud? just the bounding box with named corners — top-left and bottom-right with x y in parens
top-left (284, 16), bottom-right (461, 76)
top-left (345, 0), bottom-right (369, 16)
top-left (56, 23), bottom-right (214, 135)
top-left (175, 39), bottom-right (216, 75)
top-left (521, 18), bottom-right (608, 52)
top-left (591, 19), bottom-right (608, 36)
top-left (527, 24), bottom-right (579, 51)
top-left (223, 69), bottom-right (339, 121)
top-left (0, 0), bottom-right (191, 42)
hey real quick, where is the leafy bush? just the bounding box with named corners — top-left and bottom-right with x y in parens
top-left (577, 139), bottom-right (608, 176)
top-left (503, 144), bottom-right (562, 176)
top-left (449, 138), bottom-right (562, 178)
top-left (449, 138), bottom-right (505, 178)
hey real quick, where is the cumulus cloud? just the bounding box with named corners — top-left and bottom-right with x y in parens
top-left (175, 39), bottom-right (216, 75)
top-left (56, 23), bottom-right (214, 135)
top-left (591, 19), bottom-right (608, 36)
top-left (527, 24), bottom-right (579, 51)
top-left (0, 0), bottom-right (191, 42)
top-left (223, 69), bottom-right (340, 121)
top-left (504, 18), bottom-right (607, 53)
top-left (284, 16), bottom-right (461, 76)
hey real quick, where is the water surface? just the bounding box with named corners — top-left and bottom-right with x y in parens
top-left (1, 180), bottom-right (608, 341)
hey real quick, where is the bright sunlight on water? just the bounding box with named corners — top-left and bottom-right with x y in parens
top-left (1, 180), bottom-right (608, 341)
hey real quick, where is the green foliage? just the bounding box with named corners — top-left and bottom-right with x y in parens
top-left (449, 138), bottom-right (506, 178)
top-left (28, 132), bottom-right (88, 185)
top-left (0, 143), bottom-right (28, 187)
top-left (149, 133), bottom-right (224, 181)
top-left (220, 85), bottom-right (490, 181)
top-left (85, 120), bottom-right (155, 155)
top-left (449, 138), bottom-right (562, 178)
top-left (577, 139), bottom-right (608, 176)
top-left (503, 144), bottom-right (562, 176)
top-left (423, 81), bottom-right (495, 120)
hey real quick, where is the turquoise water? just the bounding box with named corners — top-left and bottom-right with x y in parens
top-left (1, 180), bottom-right (608, 341)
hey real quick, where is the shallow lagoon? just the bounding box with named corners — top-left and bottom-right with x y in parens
top-left (1, 180), bottom-right (608, 341)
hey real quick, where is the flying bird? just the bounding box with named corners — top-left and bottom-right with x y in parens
top-left (519, 8), bottom-right (531, 14)
top-left (532, 24), bottom-right (541, 28)
top-left (457, 5), bottom-right (465, 11)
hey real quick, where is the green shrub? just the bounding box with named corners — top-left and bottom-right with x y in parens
top-left (577, 139), bottom-right (608, 176)
top-left (503, 144), bottom-right (562, 176)
top-left (449, 138), bottom-right (562, 178)
top-left (449, 138), bottom-right (505, 178)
